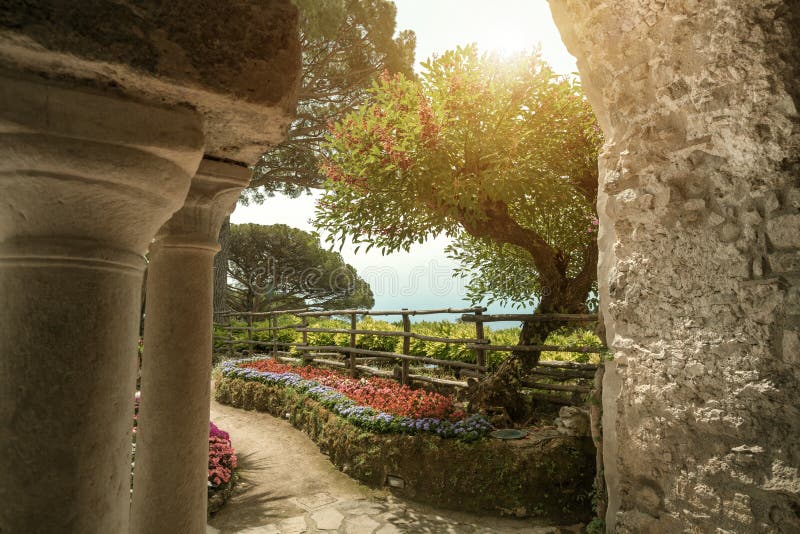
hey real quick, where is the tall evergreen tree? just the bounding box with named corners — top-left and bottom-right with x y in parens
top-left (226, 223), bottom-right (374, 312)
top-left (214, 0), bottom-right (414, 318)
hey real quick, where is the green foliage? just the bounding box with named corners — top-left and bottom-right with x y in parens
top-left (316, 45), bottom-right (602, 311)
top-left (305, 317), bottom-right (349, 347)
top-left (408, 320), bottom-right (475, 364)
top-left (215, 315), bottom-right (601, 370)
top-left (484, 328), bottom-right (520, 369)
top-left (252, 315), bottom-right (298, 348)
top-left (543, 327), bottom-right (604, 364)
top-left (226, 223), bottom-right (374, 312)
top-left (447, 242), bottom-right (543, 309)
top-left (215, 376), bottom-right (595, 521)
top-left (586, 518), bottom-right (605, 534)
top-left (246, 0), bottom-right (415, 200)
top-left (352, 316), bottom-right (400, 352)
top-left (213, 320), bottom-right (247, 352)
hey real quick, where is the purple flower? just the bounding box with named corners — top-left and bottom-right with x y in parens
top-left (210, 421), bottom-right (230, 441)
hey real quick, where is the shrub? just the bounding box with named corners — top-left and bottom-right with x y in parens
top-left (251, 314), bottom-right (298, 351)
top-left (353, 316), bottom-right (402, 352)
top-left (304, 317), bottom-right (349, 347)
top-left (208, 424), bottom-right (237, 487)
top-left (214, 315), bottom-right (603, 370)
top-left (542, 327), bottom-right (604, 364)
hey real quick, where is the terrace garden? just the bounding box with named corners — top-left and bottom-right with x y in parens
top-left (214, 357), bottom-right (596, 521)
top-left (207, 5), bottom-right (607, 528)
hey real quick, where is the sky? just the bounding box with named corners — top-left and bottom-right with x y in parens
top-left (231, 0), bottom-right (577, 320)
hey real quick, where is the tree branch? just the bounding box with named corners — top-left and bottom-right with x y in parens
top-left (452, 198), bottom-right (561, 284)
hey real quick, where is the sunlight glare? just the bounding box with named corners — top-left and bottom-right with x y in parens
top-left (393, 0), bottom-right (577, 74)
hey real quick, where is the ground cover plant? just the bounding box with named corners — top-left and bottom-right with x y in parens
top-left (221, 358), bottom-right (492, 441)
top-left (243, 358), bottom-right (464, 419)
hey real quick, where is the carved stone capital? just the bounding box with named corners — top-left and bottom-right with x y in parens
top-left (0, 73), bottom-right (205, 270)
top-left (0, 0), bottom-right (301, 164)
top-left (152, 158), bottom-right (251, 252)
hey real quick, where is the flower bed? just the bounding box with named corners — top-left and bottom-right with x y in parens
top-left (207, 421), bottom-right (238, 515)
top-left (243, 358), bottom-right (463, 419)
top-left (215, 359), bottom-right (596, 521)
top-left (223, 358), bottom-right (491, 441)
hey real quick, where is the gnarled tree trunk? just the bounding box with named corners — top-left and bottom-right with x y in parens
top-left (466, 246), bottom-right (597, 427)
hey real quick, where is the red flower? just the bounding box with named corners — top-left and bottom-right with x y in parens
top-left (242, 360), bottom-right (464, 421)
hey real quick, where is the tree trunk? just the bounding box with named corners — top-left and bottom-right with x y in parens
top-left (466, 282), bottom-right (589, 427)
top-left (213, 215), bottom-right (231, 324)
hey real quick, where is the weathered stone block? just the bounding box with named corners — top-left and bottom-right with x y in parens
top-left (0, 0), bottom-right (301, 163)
top-left (767, 214), bottom-right (800, 249)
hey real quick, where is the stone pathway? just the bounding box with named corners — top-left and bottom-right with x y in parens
top-left (206, 399), bottom-right (584, 534)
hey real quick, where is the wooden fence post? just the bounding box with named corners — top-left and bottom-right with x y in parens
top-left (590, 363), bottom-right (607, 522)
top-left (246, 313), bottom-right (253, 356)
top-left (474, 309), bottom-right (486, 376)
top-left (349, 312), bottom-right (357, 377)
top-left (271, 313), bottom-right (278, 358)
top-left (226, 324), bottom-right (234, 360)
top-left (401, 309), bottom-right (411, 386)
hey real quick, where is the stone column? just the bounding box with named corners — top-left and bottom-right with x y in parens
top-left (131, 159), bottom-right (250, 534)
top-left (0, 75), bottom-right (204, 532)
top-left (550, 1), bottom-right (800, 532)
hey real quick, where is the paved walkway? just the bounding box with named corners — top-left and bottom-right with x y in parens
top-left (206, 399), bottom-right (583, 534)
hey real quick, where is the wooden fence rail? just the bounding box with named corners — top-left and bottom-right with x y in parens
top-left (213, 307), bottom-right (603, 407)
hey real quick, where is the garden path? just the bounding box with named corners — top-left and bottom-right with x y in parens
top-left (206, 398), bottom-right (583, 534)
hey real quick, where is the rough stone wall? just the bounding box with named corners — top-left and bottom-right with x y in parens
top-left (549, 1), bottom-right (800, 532)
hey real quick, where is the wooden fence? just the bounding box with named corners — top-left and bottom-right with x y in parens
top-left (213, 307), bottom-right (603, 406)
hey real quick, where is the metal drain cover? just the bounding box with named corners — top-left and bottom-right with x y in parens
top-left (490, 428), bottom-right (528, 440)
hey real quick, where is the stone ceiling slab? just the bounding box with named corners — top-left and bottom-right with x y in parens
top-left (0, 0), bottom-right (301, 164)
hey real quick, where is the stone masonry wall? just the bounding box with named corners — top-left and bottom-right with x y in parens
top-left (549, 1), bottom-right (800, 532)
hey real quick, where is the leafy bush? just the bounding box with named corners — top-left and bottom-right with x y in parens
top-left (251, 314), bottom-right (299, 351)
top-left (304, 317), bottom-right (349, 347)
top-left (353, 316), bottom-right (402, 352)
top-left (542, 327), bottom-right (604, 364)
top-left (484, 327), bottom-right (518, 369)
top-left (213, 319), bottom-right (252, 353)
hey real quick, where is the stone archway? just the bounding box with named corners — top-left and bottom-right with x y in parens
top-left (2, 1), bottom-right (798, 532)
top-left (550, 1), bottom-right (800, 532)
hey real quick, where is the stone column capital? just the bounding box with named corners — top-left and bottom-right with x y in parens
top-left (0, 74), bottom-right (205, 273)
top-left (152, 158), bottom-right (252, 252)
